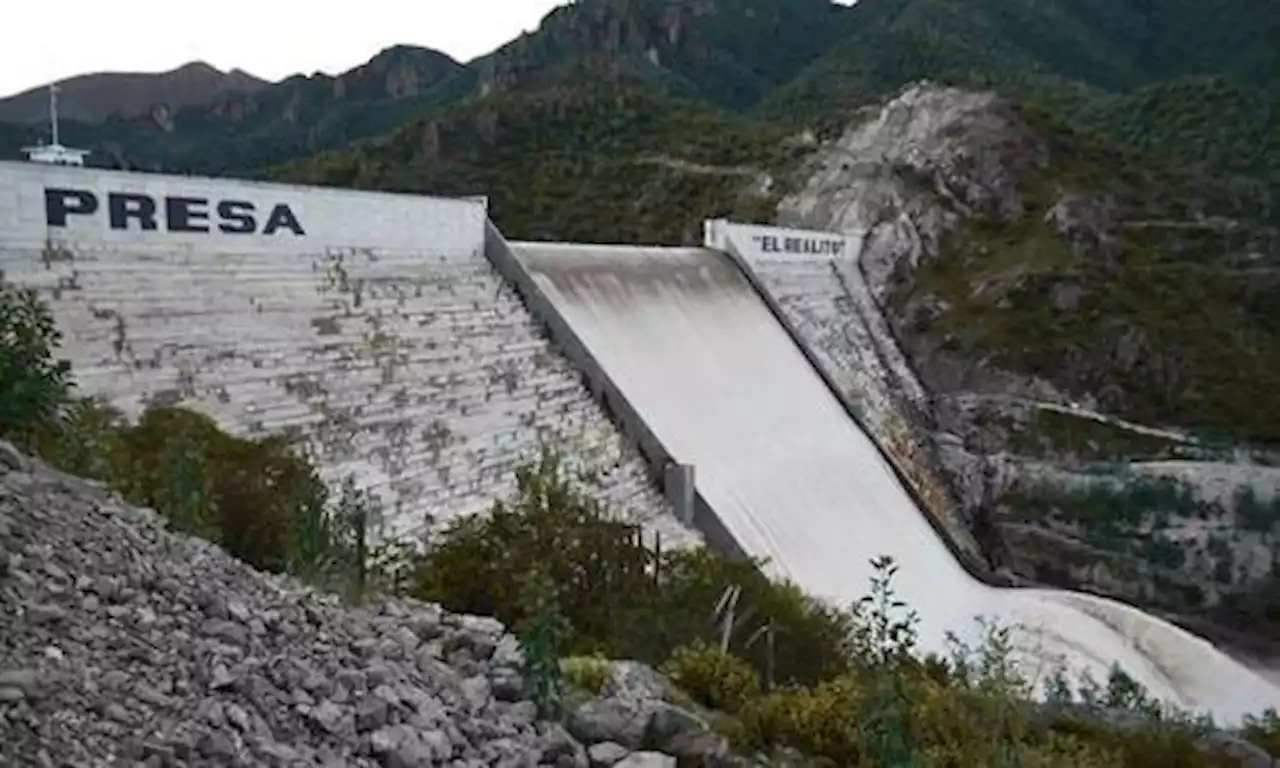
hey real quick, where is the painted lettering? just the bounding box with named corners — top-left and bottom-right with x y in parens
top-left (109, 193), bottom-right (158, 231)
top-left (216, 200), bottom-right (256, 234)
top-left (165, 196), bottom-right (209, 233)
top-left (751, 232), bottom-right (845, 257)
top-left (262, 203), bottom-right (306, 236)
top-left (42, 187), bottom-right (305, 236)
top-left (44, 187), bottom-right (98, 226)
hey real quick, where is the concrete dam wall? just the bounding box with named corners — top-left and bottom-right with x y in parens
top-left (0, 162), bottom-right (690, 545)
top-left (2, 162), bottom-right (1277, 723)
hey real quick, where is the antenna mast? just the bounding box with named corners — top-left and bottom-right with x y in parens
top-left (19, 81), bottom-right (89, 166)
top-left (49, 84), bottom-right (60, 146)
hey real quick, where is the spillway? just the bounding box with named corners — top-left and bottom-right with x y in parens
top-left (511, 241), bottom-right (1280, 724)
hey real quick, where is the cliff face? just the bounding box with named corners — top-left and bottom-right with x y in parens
top-left (778, 83), bottom-right (1280, 654)
top-left (474, 0), bottom-right (855, 109)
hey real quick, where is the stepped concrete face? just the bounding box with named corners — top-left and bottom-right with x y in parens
top-left (0, 163), bottom-right (687, 543)
top-left (512, 236), bottom-right (1280, 726)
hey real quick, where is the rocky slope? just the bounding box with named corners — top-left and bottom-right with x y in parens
top-left (777, 82), bottom-right (1280, 656)
top-left (0, 441), bottom-right (721, 767)
top-left (458, 0), bottom-right (854, 110)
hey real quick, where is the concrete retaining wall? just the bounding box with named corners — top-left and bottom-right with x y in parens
top-left (0, 162), bottom-right (685, 542)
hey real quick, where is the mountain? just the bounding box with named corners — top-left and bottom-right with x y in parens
top-left (3, 0), bottom-right (1275, 178)
top-left (453, 0), bottom-right (857, 110)
top-left (760, 0), bottom-right (1278, 123)
top-left (0, 61), bottom-right (269, 124)
top-left (0, 0), bottom-right (851, 173)
top-left (0, 45), bottom-right (465, 174)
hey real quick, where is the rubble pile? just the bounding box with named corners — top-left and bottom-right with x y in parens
top-left (0, 443), bottom-right (713, 767)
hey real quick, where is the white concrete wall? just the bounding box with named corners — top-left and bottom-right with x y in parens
top-left (0, 162), bottom-right (684, 542)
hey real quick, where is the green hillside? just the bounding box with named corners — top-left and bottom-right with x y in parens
top-left (273, 86), bottom-right (797, 244)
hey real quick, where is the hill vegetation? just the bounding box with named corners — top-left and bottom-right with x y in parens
top-left (3, 0), bottom-right (1273, 210)
top-left (273, 85), bottom-right (797, 243)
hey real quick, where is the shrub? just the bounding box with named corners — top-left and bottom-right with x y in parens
top-left (0, 284), bottom-right (73, 448)
top-left (561, 654), bottom-right (612, 696)
top-left (412, 446), bottom-right (659, 652)
top-left (105, 407), bottom-right (334, 573)
top-left (661, 640), bottom-right (760, 713)
top-left (1243, 709), bottom-right (1280, 757)
top-left (735, 675), bottom-right (866, 765)
top-left (410, 446), bottom-right (855, 686)
top-left (517, 567), bottom-right (570, 719)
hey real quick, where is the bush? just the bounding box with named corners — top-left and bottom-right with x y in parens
top-left (1243, 709), bottom-right (1280, 757)
top-left (661, 640), bottom-right (760, 713)
top-left (735, 675), bottom-right (867, 765)
top-left (561, 655), bottom-right (612, 696)
top-left (410, 446), bottom-right (855, 687)
top-left (0, 284), bottom-right (73, 449)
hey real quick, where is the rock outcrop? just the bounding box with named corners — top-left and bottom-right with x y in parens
top-left (777, 81), bottom-right (1280, 653)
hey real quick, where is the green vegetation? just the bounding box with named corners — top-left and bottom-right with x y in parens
top-left (1001, 409), bottom-right (1185, 462)
top-left (4, 282), bottom-right (1280, 765)
top-left (760, 0), bottom-right (1276, 159)
top-left (0, 285), bottom-right (72, 445)
top-left (274, 85), bottom-right (797, 244)
top-left (1005, 473), bottom-right (1279, 629)
top-left (889, 96), bottom-right (1280, 445)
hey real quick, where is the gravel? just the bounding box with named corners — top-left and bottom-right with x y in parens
top-left (0, 441), bottom-right (569, 767)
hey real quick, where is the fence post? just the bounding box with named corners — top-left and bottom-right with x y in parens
top-left (355, 505), bottom-right (367, 601)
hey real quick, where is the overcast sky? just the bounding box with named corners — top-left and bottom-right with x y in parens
top-left (0, 0), bottom-right (570, 98)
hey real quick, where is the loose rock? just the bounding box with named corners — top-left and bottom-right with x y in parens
top-left (0, 444), bottom-right (569, 766)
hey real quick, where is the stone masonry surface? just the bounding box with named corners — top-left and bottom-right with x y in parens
top-left (0, 163), bottom-right (693, 545)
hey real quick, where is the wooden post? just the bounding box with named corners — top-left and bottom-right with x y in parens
top-left (765, 620), bottom-right (776, 692)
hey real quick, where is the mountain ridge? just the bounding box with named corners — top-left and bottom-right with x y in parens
top-left (0, 61), bottom-right (271, 124)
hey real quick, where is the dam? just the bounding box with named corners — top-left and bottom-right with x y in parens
top-left (1, 161), bottom-right (1276, 723)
